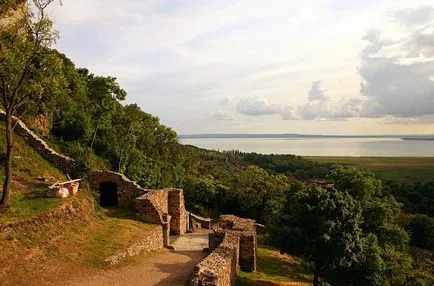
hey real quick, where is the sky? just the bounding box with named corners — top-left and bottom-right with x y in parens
top-left (48, 0), bottom-right (434, 135)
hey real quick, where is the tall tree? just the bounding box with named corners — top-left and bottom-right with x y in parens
top-left (0, 0), bottom-right (61, 208)
top-left (272, 183), bottom-right (364, 286)
top-left (77, 68), bottom-right (126, 151)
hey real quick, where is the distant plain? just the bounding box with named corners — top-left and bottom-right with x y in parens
top-left (307, 156), bottom-right (434, 183)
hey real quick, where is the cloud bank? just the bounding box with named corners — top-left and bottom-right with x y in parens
top-left (234, 5), bottom-right (434, 122)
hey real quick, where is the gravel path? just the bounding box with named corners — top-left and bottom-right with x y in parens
top-left (67, 232), bottom-right (209, 286)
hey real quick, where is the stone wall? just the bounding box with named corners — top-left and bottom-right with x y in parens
top-left (0, 111), bottom-right (75, 172)
top-left (134, 189), bottom-right (168, 225)
top-left (190, 232), bottom-right (239, 286)
top-left (104, 224), bottom-right (163, 266)
top-left (89, 170), bottom-right (148, 207)
top-left (190, 215), bottom-right (257, 286)
top-left (189, 212), bottom-right (212, 229)
top-left (134, 188), bottom-right (187, 236)
top-left (168, 189), bottom-right (187, 235)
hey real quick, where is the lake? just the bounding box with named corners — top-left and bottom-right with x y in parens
top-left (180, 137), bottom-right (434, 157)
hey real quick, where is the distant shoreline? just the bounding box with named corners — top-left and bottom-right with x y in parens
top-left (402, 137), bottom-right (434, 141)
top-left (180, 134), bottom-right (434, 140)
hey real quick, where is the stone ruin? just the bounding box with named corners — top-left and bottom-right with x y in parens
top-left (88, 171), bottom-right (188, 247)
top-left (0, 108), bottom-right (259, 283)
top-left (89, 170), bottom-right (147, 207)
top-left (135, 188), bottom-right (188, 246)
top-left (190, 215), bottom-right (257, 286)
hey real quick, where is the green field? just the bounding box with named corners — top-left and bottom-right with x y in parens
top-left (307, 157), bottom-right (434, 183)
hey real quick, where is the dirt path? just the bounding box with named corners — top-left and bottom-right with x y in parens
top-left (67, 232), bottom-right (209, 286)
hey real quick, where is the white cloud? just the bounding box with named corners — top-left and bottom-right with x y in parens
top-left (48, 1), bottom-right (434, 133)
top-left (237, 97), bottom-right (282, 116)
top-left (219, 96), bottom-right (232, 106)
top-left (308, 81), bottom-right (328, 101)
top-left (208, 110), bottom-right (233, 121)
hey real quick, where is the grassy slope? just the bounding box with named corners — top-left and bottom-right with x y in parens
top-left (237, 246), bottom-right (312, 286)
top-left (0, 198), bottom-right (161, 285)
top-left (0, 122), bottom-right (160, 284)
top-left (307, 156), bottom-right (434, 183)
top-left (0, 123), bottom-right (67, 224)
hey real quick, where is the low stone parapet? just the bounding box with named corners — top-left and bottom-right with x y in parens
top-left (190, 215), bottom-right (257, 286)
top-left (189, 212), bottom-right (212, 229)
top-left (104, 224), bottom-right (164, 266)
top-left (190, 232), bottom-right (239, 286)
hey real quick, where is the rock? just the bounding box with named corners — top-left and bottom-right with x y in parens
top-left (37, 175), bottom-right (55, 182)
top-left (47, 185), bottom-right (70, 198)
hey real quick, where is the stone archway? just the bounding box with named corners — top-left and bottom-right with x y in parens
top-left (99, 181), bottom-right (118, 207)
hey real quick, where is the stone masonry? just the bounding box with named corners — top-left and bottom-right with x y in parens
top-left (0, 110), bottom-right (75, 172)
top-left (88, 170), bottom-right (148, 207)
top-left (190, 215), bottom-right (257, 286)
top-left (103, 224), bottom-right (163, 266)
top-left (89, 172), bottom-right (188, 247)
top-left (168, 189), bottom-right (187, 235)
top-left (134, 188), bottom-right (187, 237)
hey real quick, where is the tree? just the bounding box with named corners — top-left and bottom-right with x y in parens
top-left (78, 68), bottom-right (126, 151)
top-left (0, 0), bottom-right (61, 208)
top-left (327, 167), bottom-right (414, 285)
top-left (408, 215), bottom-right (434, 251)
top-left (272, 183), bottom-right (364, 286)
top-left (230, 166), bottom-right (288, 223)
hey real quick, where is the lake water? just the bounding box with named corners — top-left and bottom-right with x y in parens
top-left (180, 138), bottom-right (434, 157)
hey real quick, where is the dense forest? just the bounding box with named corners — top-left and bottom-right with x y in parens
top-left (1, 1), bottom-right (433, 284)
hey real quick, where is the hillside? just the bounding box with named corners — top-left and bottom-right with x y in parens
top-left (0, 122), bottom-right (66, 224)
top-left (0, 122), bottom-right (164, 285)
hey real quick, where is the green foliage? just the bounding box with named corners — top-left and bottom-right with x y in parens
top-left (272, 183), bottom-right (364, 285)
top-left (0, 0), bottom-right (64, 207)
top-left (229, 166), bottom-right (288, 223)
top-left (408, 215), bottom-right (434, 251)
top-left (384, 181), bottom-right (434, 217)
top-left (271, 168), bottom-right (422, 285)
top-left (240, 152), bottom-right (329, 180)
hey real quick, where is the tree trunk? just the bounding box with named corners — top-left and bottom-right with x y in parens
top-left (90, 127), bottom-right (98, 151)
top-left (0, 113), bottom-right (14, 209)
top-left (313, 268), bottom-right (320, 286)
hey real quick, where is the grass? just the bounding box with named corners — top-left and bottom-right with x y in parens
top-left (0, 194), bottom-right (161, 284)
top-left (307, 156), bottom-right (434, 183)
top-left (0, 185), bottom-right (63, 224)
top-left (58, 208), bottom-right (159, 267)
top-left (237, 245), bottom-right (312, 286)
top-left (0, 122), bottom-right (67, 224)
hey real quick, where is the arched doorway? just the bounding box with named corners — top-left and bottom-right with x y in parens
top-left (100, 182), bottom-right (118, 207)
